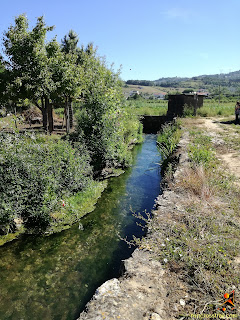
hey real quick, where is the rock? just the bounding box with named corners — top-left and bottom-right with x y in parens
top-left (94, 278), bottom-right (120, 299)
top-left (151, 312), bottom-right (163, 320)
top-left (78, 250), bottom-right (166, 320)
top-left (179, 299), bottom-right (185, 306)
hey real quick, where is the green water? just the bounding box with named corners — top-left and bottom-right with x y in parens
top-left (0, 134), bottom-right (162, 320)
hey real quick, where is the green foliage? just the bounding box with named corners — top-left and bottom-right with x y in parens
top-left (61, 29), bottom-right (79, 54)
top-left (188, 131), bottom-right (215, 167)
top-left (182, 89), bottom-right (194, 93)
top-left (127, 93), bottom-right (144, 100)
top-left (3, 15), bottom-right (54, 102)
top-left (197, 100), bottom-right (235, 117)
top-left (0, 15), bottom-right (144, 239)
top-left (48, 180), bottom-right (107, 234)
top-left (183, 103), bottom-right (195, 117)
top-left (126, 80), bottom-right (155, 86)
top-left (76, 56), bottom-right (142, 171)
top-left (157, 121), bottom-right (181, 162)
top-left (0, 133), bottom-right (92, 233)
top-left (126, 100), bottom-right (168, 116)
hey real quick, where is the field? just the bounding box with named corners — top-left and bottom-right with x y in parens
top-left (126, 100), bottom-right (168, 116)
top-left (126, 96), bottom-right (236, 118)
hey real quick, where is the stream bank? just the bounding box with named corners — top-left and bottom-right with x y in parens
top-left (77, 132), bottom-right (189, 320)
top-left (78, 118), bottom-right (240, 320)
top-left (0, 134), bottom-right (162, 320)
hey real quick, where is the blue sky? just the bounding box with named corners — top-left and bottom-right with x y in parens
top-left (0, 0), bottom-right (240, 81)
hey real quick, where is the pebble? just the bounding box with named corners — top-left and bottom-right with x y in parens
top-left (151, 312), bottom-right (162, 320)
top-left (179, 299), bottom-right (186, 306)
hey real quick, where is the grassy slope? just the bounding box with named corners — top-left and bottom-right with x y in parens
top-left (138, 118), bottom-right (240, 318)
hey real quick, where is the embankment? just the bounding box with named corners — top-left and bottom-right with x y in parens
top-left (78, 131), bottom-right (189, 320)
top-left (78, 118), bottom-right (240, 319)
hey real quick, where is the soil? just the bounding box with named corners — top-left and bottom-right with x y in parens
top-left (195, 117), bottom-right (240, 184)
top-left (0, 113), bottom-right (74, 136)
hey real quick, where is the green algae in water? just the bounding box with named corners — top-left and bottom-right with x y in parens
top-left (0, 135), bottom-right (162, 320)
top-left (47, 180), bottom-right (108, 234)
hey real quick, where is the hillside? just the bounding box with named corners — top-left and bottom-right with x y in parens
top-left (125, 70), bottom-right (240, 96)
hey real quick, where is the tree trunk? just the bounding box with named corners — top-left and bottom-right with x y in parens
top-left (14, 104), bottom-right (17, 129)
top-left (47, 99), bottom-right (53, 133)
top-left (69, 98), bottom-right (73, 129)
top-left (42, 97), bottom-right (48, 132)
top-left (65, 97), bottom-right (70, 134)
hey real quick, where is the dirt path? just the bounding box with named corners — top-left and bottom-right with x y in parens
top-left (194, 117), bottom-right (240, 184)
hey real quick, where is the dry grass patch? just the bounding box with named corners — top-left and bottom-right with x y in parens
top-left (137, 125), bottom-right (240, 318)
top-left (176, 165), bottom-right (215, 201)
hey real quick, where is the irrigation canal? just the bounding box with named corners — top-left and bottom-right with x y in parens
top-left (0, 134), bottom-right (162, 320)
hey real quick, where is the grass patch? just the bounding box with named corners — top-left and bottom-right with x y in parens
top-left (157, 120), bottom-right (181, 161)
top-left (157, 120), bottom-right (182, 182)
top-left (47, 180), bottom-right (108, 234)
top-left (127, 100), bottom-right (168, 116)
top-left (197, 101), bottom-right (235, 117)
top-left (0, 229), bottom-right (24, 246)
top-left (138, 125), bottom-right (240, 317)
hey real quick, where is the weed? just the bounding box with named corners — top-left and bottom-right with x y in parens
top-left (138, 123), bottom-right (240, 317)
top-left (157, 120), bottom-right (181, 163)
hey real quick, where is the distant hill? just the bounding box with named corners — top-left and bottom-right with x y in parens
top-left (126, 70), bottom-right (240, 95)
top-left (155, 70), bottom-right (240, 84)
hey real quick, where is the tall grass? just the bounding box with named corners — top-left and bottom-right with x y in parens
top-left (197, 100), bottom-right (235, 117)
top-left (127, 98), bottom-right (236, 118)
top-left (157, 120), bottom-right (181, 163)
top-left (127, 100), bottom-right (168, 116)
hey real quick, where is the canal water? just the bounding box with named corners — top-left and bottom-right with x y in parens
top-left (0, 134), bottom-right (162, 320)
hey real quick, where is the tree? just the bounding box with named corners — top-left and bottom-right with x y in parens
top-left (61, 29), bottom-right (79, 54)
top-left (2, 15), bottom-right (56, 132)
top-left (60, 30), bottom-right (92, 132)
top-left (76, 51), bottom-right (129, 171)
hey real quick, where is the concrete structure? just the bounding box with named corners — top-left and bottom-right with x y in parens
top-left (140, 93), bottom-right (205, 134)
top-left (141, 115), bottom-right (173, 133)
top-left (167, 93), bottom-right (204, 117)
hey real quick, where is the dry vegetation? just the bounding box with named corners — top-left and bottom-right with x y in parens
top-left (137, 118), bottom-right (240, 319)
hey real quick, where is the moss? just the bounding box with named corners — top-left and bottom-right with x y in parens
top-left (46, 180), bottom-right (108, 234)
top-left (0, 229), bottom-right (24, 246)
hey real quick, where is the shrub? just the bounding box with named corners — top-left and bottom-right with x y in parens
top-left (76, 57), bottom-right (143, 171)
top-left (0, 133), bottom-right (92, 233)
top-left (183, 103), bottom-right (195, 117)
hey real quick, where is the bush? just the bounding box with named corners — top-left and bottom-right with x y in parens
top-left (76, 57), bottom-right (143, 171)
top-left (0, 133), bottom-right (92, 233)
top-left (183, 103), bottom-right (195, 117)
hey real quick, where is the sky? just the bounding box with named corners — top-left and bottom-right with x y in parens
top-left (0, 0), bottom-right (240, 81)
